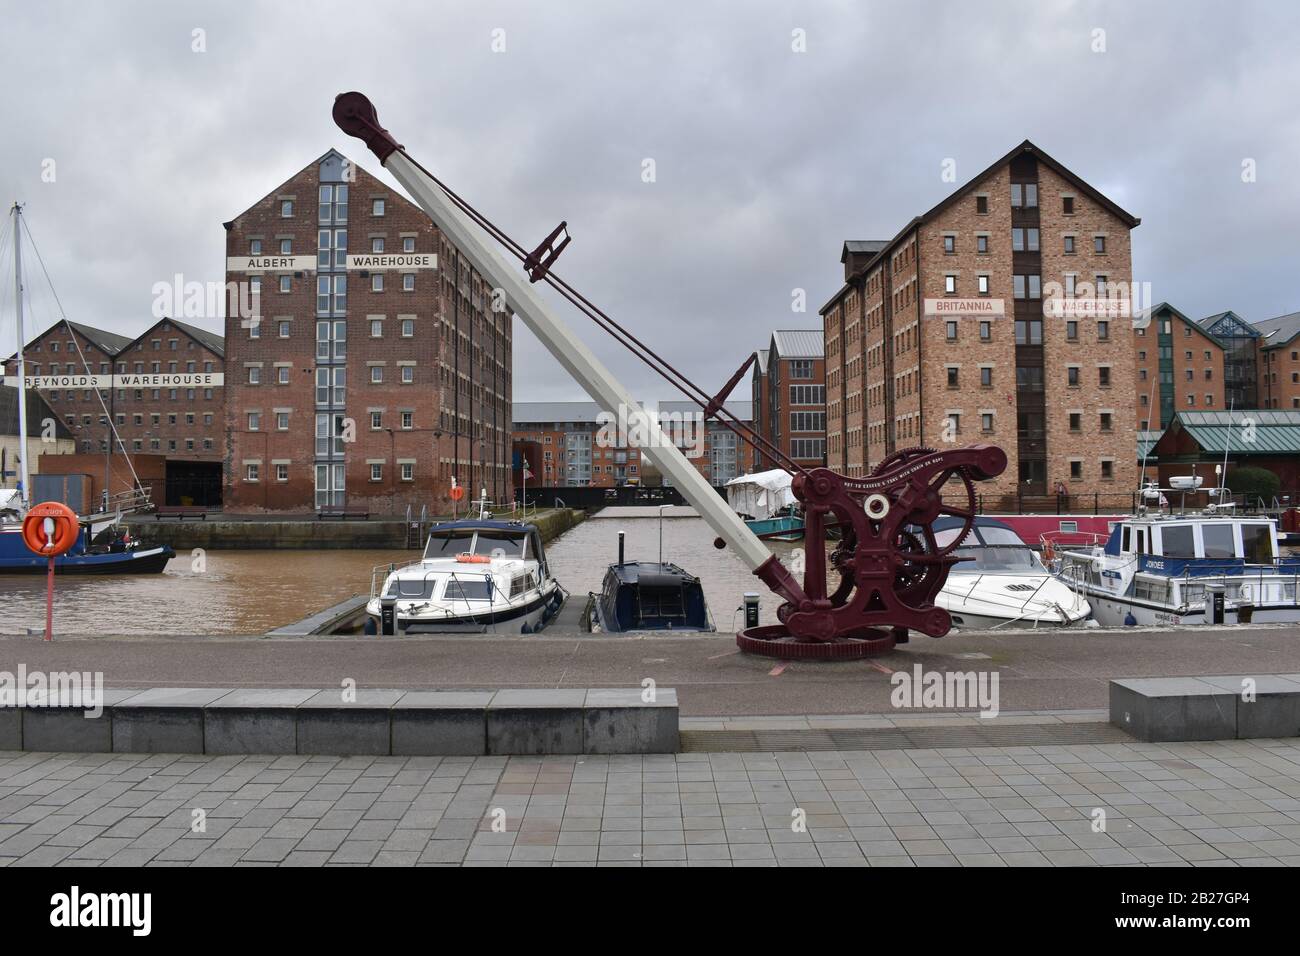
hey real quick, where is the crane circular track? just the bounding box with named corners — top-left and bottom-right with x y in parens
top-left (736, 625), bottom-right (898, 659)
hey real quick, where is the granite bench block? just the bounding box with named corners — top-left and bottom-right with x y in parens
top-left (583, 688), bottom-right (679, 754)
top-left (1110, 677), bottom-right (1237, 742)
top-left (0, 707), bottom-right (20, 750)
top-left (296, 689), bottom-right (402, 755)
top-left (1199, 675), bottom-right (1300, 739)
top-left (487, 690), bottom-right (585, 755)
top-left (205, 689), bottom-right (316, 755)
top-left (113, 688), bottom-right (231, 753)
top-left (20, 689), bottom-right (140, 753)
top-left (392, 692), bottom-right (493, 756)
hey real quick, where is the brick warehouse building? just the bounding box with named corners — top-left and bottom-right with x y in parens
top-left (1134, 303), bottom-right (1226, 430)
top-left (223, 149), bottom-right (512, 513)
top-left (751, 330), bottom-right (826, 470)
top-left (822, 140), bottom-right (1141, 502)
top-left (4, 317), bottom-right (225, 505)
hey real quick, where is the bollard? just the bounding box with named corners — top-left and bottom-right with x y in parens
top-left (1207, 584), bottom-right (1225, 625)
top-left (617, 530), bottom-right (625, 567)
top-left (380, 594), bottom-right (397, 635)
top-left (743, 592), bottom-right (760, 629)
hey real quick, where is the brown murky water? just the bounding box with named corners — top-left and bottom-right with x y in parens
top-left (0, 510), bottom-right (811, 636)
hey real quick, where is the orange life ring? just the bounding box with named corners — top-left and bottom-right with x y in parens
top-left (21, 502), bottom-right (80, 557)
top-left (449, 486), bottom-right (465, 501)
top-left (1042, 540), bottom-right (1055, 563)
top-left (455, 553), bottom-right (491, 563)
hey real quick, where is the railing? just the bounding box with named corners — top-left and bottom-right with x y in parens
top-left (978, 491), bottom-right (1300, 517)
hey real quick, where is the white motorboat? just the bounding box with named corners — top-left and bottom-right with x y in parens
top-left (366, 518), bottom-right (566, 634)
top-left (933, 516), bottom-right (1091, 629)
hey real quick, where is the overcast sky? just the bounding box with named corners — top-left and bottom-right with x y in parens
top-left (2, 0), bottom-right (1298, 404)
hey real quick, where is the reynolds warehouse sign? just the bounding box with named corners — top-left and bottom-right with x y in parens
top-left (3, 372), bottom-right (224, 389)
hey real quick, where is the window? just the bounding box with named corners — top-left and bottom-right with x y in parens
top-left (248, 412), bottom-right (260, 431)
top-left (789, 360), bottom-right (814, 379)
top-left (250, 239), bottom-right (262, 255)
top-left (1066, 320), bottom-right (1078, 341)
top-left (401, 366), bottom-right (414, 384)
top-left (370, 319), bottom-right (383, 338)
top-left (1015, 319), bottom-right (1042, 345)
top-left (277, 275), bottom-right (290, 294)
top-left (946, 367), bottom-right (959, 388)
top-left (981, 413), bottom-right (993, 432)
top-left (946, 321), bottom-right (958, 341)
top-left (401, 318), bottom-right (414, 337)
top-left (1010, 183), bottom-right (1037, 207)
top-left (276, 464), bottom-right (288, 482)
top-left (1096, 275), bottom-right (1108, 297)
top-left (402, 274), bottom-right (415, 292)
top-left (1101, 460), bottom-right (1114, 480)
top-left (278, 366), bottom-right (290, 385)
top-left (276, 412), bottom-right (289, 430)
top-left (371, 273), bottom-right (384, 292)
top-left (976, 195), bottom-right (988, 214)
top-left (1013, 274), bottom-right (1041, 299)
top-left (401, 462), bottom-right (414, 482)
top-left (979, 321), bottom-right (991, 341)
top-left (370, 366), bottom-right (383, 384)
top-left (371, 237), bottom-right (384, 253)
top-left (946, 413), bottom-right (960, 434)
top-left (1068, 367), bottom-right (1080, 387)
top-left (280, 200), bottom-right (293, 218)
top-left (280, 239), bottom-right (291, 255)
top-left (277, 320), bottom-right (290, 338)
top-left (1069, 460), bottom-right (1082, 479)
top-left (980, 367), bottom-right (992, 387)
top-left (1011, 228), bottom-right (1039, 252)
top-left (373, 198), bottom-right (386, 216)
top-left (1098, 367), bottom-right (1111, 387)
top-left (401, 411), bottom-right (413, 429)
top-left (403, 237), bottom-right (415, 253)
top-left (1069, 412), bottom-right (1081, 432)
top-left (943, 235), bottom-right (955, 254)
top-left (246, 463), bottom-right (260, 482)
top-left (370, 411), bottom-right (382, 430)
top-left (1094, 235), bottom-right (1106, 254)
top-left (1097, 321), bottom-right (1109, 341)
top-left (370, 463), bottom-right (383, 482)
top-left (1099, 412), bottom-right (1112, 431)
top-left (1063, 196), bottom-right (1074, 214)
top-left (1202, 523), bottom-right (1236, 559)
top-left (248, 367), bottom-right (260, 385)
top-left (977, 235), bottom-right (988, 254)
top-left (1063, 235), bottom-right (1075, 254)
top-left (977, 275), bottom-right (989, 295)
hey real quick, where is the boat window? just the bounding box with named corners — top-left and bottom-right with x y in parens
top-left (1241, 524), bottom-right (1275, 563)
top-left (472, 530), bottom-right (527, 559)
top-left (392, 576), bottom-right (435, 598)
top-left (1135, 528), bottom-right (1147, 554)
top-left (952, 546), bottom-right (1041, 572)
top-left (934, 527), bottom-right (976, 549)
top-left (509, 573), bottom-right (526, 598)
top-left (1060, 521), bottom-right (1078, 534)
top-left (1159, 525), bottom-right (1196, 558)
top-left (1201, 524), bottom-right (1237, 560)
top-left (1134, 578), bottom-right (1169, 604)
top-left (975, 527), bottom-right (1024, 547)
top-left (1121, 527), bottom-right (1131, 552)
top-left (424, 531), bottom-right (475, 559)
top-left (444, 578), bottom-right (494, 602)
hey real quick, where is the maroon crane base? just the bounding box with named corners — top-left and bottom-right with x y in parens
top-left (737, 444), bottom-right (1008, 660)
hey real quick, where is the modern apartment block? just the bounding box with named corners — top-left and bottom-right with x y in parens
top-left (1197, 311), bottom-right (1261, 411)
top-left (758, 330), bottom-right (826, 470)
top-left (1134, 303), bottom-right (1226, 430)
top-left (222, 149), bottom-right (512, 512)
top-left (511, 400), bottom-right (755, 488)
top-left (822, 140), bottom-right (1141, 498)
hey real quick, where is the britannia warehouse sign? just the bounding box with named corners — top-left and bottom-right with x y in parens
top-left (225, 254), bottom-right (437, 272)
top-left (2, 372), bottom-right (225, 389)
top-left (923, 298), bottom-right (1006, 316)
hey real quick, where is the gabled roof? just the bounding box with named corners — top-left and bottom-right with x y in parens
top-left (1142, 303), bottom-right (1224, 349)
top-left (1197, 310), bottom-right (1258, 339)
top-left (840, 240), bottom-right (889, 263)
top-left (0, 386), bottom-right (73, 440)
top-left (770, 329), bottom-right (824, 360)
top-left (135, 318), bottom-right (225, 358)
top-left (821, 139), bottom-right (1141, 315)
top-left (1137, 429), bottom-right (1163, 460)
top-left (1253, 310), bottom-right (1300, 350)
top-left (64, 320), bottom-right (133, 355)
top-left (1154, 410), bottom-right (1300, 457)
top-left (754, 348), bottom-right (769, 375)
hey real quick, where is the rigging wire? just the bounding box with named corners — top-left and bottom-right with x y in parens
top-left (18, 213), bottom-right (145, 501)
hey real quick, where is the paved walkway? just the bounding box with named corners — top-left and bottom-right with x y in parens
top-left (3, 738), bottom-right (1300, 866)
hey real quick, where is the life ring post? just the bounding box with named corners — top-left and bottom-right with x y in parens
top-left (21, 501), bottom-right (80, 641)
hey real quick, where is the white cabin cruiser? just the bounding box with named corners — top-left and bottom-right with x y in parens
top-left (932, 516), bottom-right (1091, 628)
top-left (367, 519), bottom-right (566, 634)
top-left (1053, 505), bottom-right (1300, 626)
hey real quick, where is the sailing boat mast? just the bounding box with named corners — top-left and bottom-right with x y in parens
top-left (11, 203), bottom-right (30, 510)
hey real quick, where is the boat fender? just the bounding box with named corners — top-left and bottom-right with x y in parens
top-left (456, 553), bottom-right (492, 563)
top-left (1124, 610), bottom-right (1137, 626)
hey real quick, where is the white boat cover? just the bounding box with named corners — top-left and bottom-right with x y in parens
top-left (725, 469), bottom-right (796, 519)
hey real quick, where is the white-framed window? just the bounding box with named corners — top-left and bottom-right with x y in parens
top-left (276, 412), bottom-right (289, 430)
top-left (280, 200), bottom-right (293, 217)
top-left (944, 275), bottom-right (957, 294)
top-left (280, 238), bottom-right (291, 255)
top-left (248, 412), bottom-right (260, 431)
top-left (977, 275), bottom-right (989, 294)
top-left (247, 366), bottom-right (261, 385)
top-left (371, 237), bottom-right (384, 253)
top-left (370, 411), bottom-right (382, 430)
top-left (246, 463), bottom-right (260, 482)
top-left (370, 463), bottom-right (383, 482)
top-left (277, 320), bottom-right (290, 338)
top-left (278, 366), bottom-right (290, 385)
top-left (371, 366), bottom-right (383, 384)
top-left (371, 273), bottom-right (384, 292)
top-left (373, 198), bottom-right (386, 216)
top-left (370, 319), bottom-right (383, 338)
top-left (402, 274), bottom-right (415, 292)
top-left (250, 239), bottom-right (262, 255)
top-left (401, 366), bottom-right (414, 384)
top-left (401, 318), bottom-right (414, 337)
top-left (279, 275), bottom-right (291, 293)
top-left (402, 237), bottom-right (415, 253)
top-left (400, 462), bottom-right (414, 482)
top-left (276, 463), bottom-right (288, 482)
top-left (401, 411), bottom-right (413, 429)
